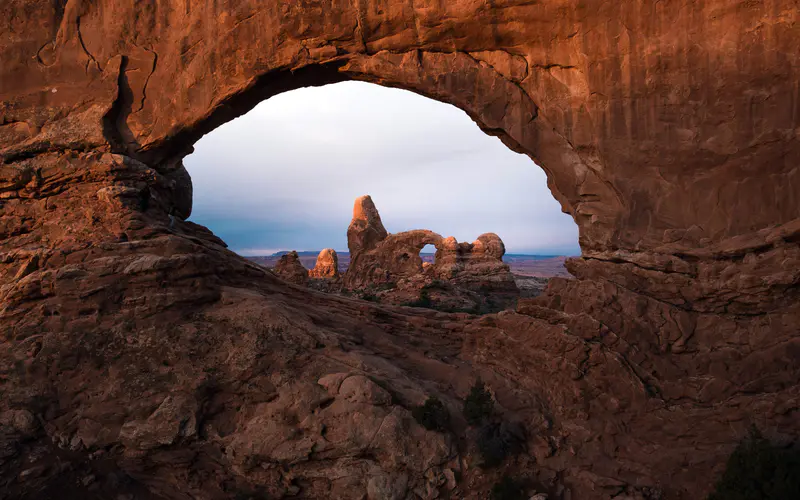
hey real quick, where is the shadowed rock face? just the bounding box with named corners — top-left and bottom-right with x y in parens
top-left (273, 251), bottom-right (309, 285)
top-left (1, 1), bottom-right (799, 499)
top-left (344, 196), bottom-right (519, 311)
top-left (436, 233), bottom-right (519, 309)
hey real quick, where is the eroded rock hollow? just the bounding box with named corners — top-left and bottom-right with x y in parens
top-left (1, 1), bottom-right (798, 499)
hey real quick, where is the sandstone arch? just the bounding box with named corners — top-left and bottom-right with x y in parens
top-left (343, 196), bottom-right (519, 312)
top-left (1, 1), bottom-right (799, 499)
top-left (5, 1), bottom-right (799, 254)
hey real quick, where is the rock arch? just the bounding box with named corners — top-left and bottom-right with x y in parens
top-left (1, 1), bottom-right (799, 499)
top-left (343, 196), bottom-right (519, 311)
top-left (5, 1), bottom-right (799, 254)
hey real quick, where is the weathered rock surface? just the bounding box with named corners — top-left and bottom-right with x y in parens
top-left (347, 196), bottom-right (389, 257)
top-left (435, 233), bottom-right (520, 309)
top-left (0, 1), bottom-right (799, 499)
top-left (308, 248), bottom-right (339, 279)
top-left (272, 250), bottom-right (309, 285)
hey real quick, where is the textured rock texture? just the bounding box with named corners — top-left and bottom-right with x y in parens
top-left (346, 196), bottom-right (445, 287)
top-left (273, 250), bottom-right (310, 285)
top-left (1, 1), bottom-right (799, 499)
top-left (308, 248), bottom-right (339, 279)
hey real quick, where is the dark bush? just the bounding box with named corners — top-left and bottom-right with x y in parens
top-left (708, 427), bottom-right (800, 500)
top-left (360, 291), bottom-right (379, 302)
top-left (404, 289), bottom-right (433, 308)
top-left (463, 380), bottom-right (494, 425)
top-left (491, 476), bottom-right (526, 500)
top-left (411, 396), bottom-right (450, 432)
top-left (402, 287), bottom-right (486, 314)
top-left (423, 279), bottom-right (446, 290)
top-left (233, 485), bottom-right (269, 500)
top-left (477, 421), bottom-right (526, 468)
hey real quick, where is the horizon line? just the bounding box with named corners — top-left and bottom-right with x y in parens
top-left (236, 248), bottom-right (581, 257)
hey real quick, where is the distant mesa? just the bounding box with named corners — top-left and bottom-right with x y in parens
top-left (271, 250), bottom-right (323, 257)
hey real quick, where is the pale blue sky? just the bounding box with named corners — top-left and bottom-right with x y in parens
top-left (184, 81), bottom-right (579, 256)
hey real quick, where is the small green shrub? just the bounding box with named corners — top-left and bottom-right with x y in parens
top-left (708, 427), bottom-right (800, 500)
top-left (477, 421), bottom-right (526, 468)
top-left (412, 396), bottom-right (450, 432)
top-left (491, 476), bottom-right (526, 500)
top-left (463, 380), bottom-right (494, 425)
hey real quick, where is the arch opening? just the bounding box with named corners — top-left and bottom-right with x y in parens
top-left (421, 244), bottom-right (437, 267)
top-left (182, 80), bottom-right (579, 309)
top-left (142, 55), bottom-right (623, 254)
top-left (183, 81), bottom-right (578, 266)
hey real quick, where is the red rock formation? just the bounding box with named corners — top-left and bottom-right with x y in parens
top-left (346, 196), bottom-right (441, 285)
top-left (272, 250), bottom-right (309, 285)
top-left (344, 196), bottom-right (518, 311)
top-left (308, 248), bottom-right (339, 279)
top-left (0, 1), bottom-right (799, 499)
top-left (437, 233), bottom-right (519, 309)
top-left (347, 196), bottom-right (389, 255)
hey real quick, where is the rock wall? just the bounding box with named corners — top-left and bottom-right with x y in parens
top-left (0, 1), bottom-right (799, 499)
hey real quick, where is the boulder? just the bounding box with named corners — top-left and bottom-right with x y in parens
top-left (273, 251), bottom-right (309, 285)
top-left (309, 248), bottom-right (339, 279)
